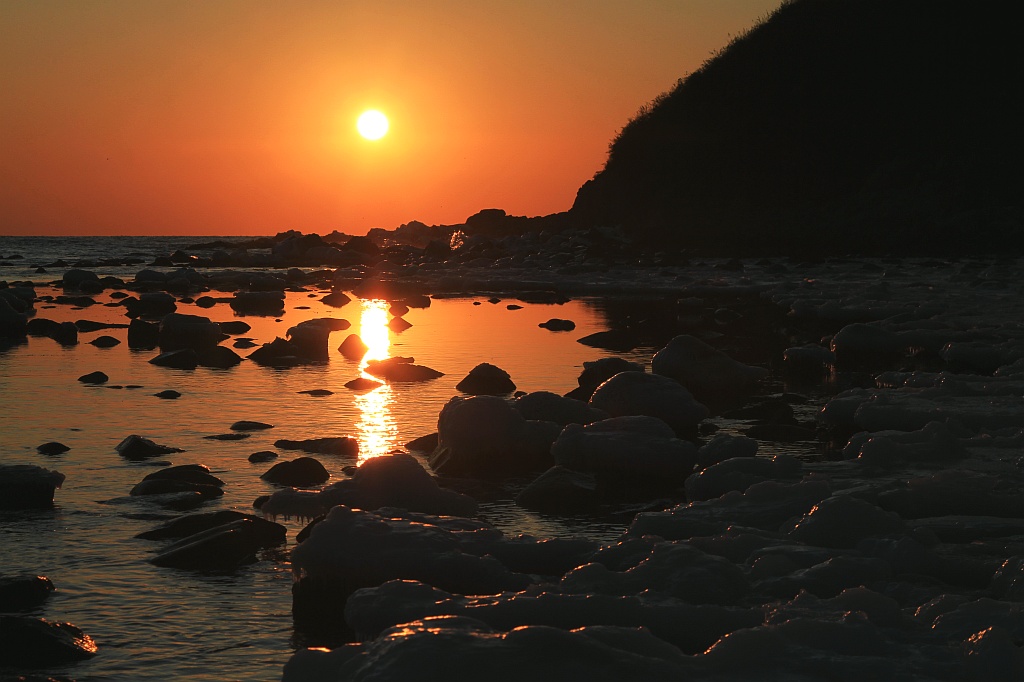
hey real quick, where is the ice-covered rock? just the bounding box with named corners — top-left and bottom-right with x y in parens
top-left (684, 455), bottom-right (800, 502)
top-left (513, 391), bottom-right (607, 426)
top-left (788, 494), bottom-right (906, 549)
top-left (696, 433), bottom-right (758, 467)
top-left (651, 334), bottom-right (768, 405)
top-left (429, 396), bottom-right (560, 476)
top-left (588, 371), bottom-right (709, 437)
top-left (552, 422), bottom-right (696, 486)
top-left (515, 465), bottom-right (598, 513)
top-left (290, 507), bottom-right (530, 625)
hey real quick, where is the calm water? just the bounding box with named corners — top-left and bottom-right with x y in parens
top-left (0, 237), bottom-right (657, 681)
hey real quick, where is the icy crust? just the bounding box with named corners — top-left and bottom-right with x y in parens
top-left (284, 599), bottom-right (1024, 681)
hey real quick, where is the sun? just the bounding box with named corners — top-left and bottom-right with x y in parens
top-left (356, 110), bottom-right (389, 140)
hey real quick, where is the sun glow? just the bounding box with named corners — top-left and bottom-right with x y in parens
top-left (354, 299), bottom-right (396, 461)
top-left (356, 110), bottom-right (389, 140)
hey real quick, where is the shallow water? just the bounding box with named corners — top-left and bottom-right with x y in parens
top-left (0, 275), bottom-right (657, 681)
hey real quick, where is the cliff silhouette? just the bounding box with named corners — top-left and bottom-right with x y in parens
top-left (567, 0), bottom-right (1024, 256)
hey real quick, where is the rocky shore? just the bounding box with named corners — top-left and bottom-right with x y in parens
top-left (3, 231), bottom-right (1024, 680)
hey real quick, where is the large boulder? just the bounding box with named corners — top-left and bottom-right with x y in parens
top-left (274, 437), bottom-right (359, 456)
top-left (286, 320), bottom-right (334, 361)
top-left (651, 335), bottom-right (768, 406)
top-left (0, 465), bottom-right (65, 509)
top-left (61, 268), bottom-right (101, 290)
top-left (128, 317), bottom-right (160, 349)
top-left (567, 357), bottom-right (645, 401)
top-left (338, 333), bottom-right (369, 360)
top-left (588, 371), bottom-right (709, 437)
top-left (684, 455), bottom-right (800, 502)
top-left (0, 296), bottom-right (28, 339)
top-left (515, 465), bottom-right (599, 513)
top-left (429, 396), bottom-right (560, 476)
top-left (0, 575), bottom-right (55, 612)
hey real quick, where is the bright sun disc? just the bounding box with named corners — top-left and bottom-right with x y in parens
top-left (357, 110), bottom-right (389, 140)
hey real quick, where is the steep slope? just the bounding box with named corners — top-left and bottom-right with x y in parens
top-left (569, 0), bottom-right (1024, 255)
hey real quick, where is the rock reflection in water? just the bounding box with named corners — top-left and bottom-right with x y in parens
top-left (355, 299), bottom-right (397, 461)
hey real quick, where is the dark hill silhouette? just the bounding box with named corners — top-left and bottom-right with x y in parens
top-left (568, 0), bottom-right (1024, 255)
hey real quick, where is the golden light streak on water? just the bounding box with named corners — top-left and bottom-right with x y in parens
top-left (354, 299), bottom-right (396, 461)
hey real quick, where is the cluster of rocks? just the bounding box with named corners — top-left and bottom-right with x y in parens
top-left (0, 575), bottom-right (96, 671)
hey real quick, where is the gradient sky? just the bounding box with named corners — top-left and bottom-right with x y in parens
top-left (1, 1), bottom-right (780, 236)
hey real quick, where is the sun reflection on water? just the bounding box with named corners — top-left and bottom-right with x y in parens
top-left (354, 299), bottom-right (396, 462)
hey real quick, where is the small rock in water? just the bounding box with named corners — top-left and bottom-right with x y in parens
top-left (37, 441), bottom-right (70, 456)
top-left (248, 450), bottom-right (278, 463)
top-left (455, 362), bottom-right (516, 395)
top-left (78, 371), bottom-right (108, 384)
top-left (230, 420), bottom-right (274, 431)
top-left (506, 304), bottom-right (523, 310)
top-left (155, 390), bottom-right (182, 399)
top-left (387, 316), bottom-right (413, 332)
top-left (405, 433), bottom-right (438, 452)
top-left (320, 290), bottom-right (352, 308)
top-left (364, 357), bottom-right (443, 382)
top-left (115, 434), bottom-right (183, 461)
top-left (345, 377), bottom-right (383, 391)
top-left (89, 335), bottom-right (121, 348)
top-left (539, 318), bottom-right (575, 331)
top-left (149, 349), bottom-right (199, 370)
top-left (203, 433), bottom-right (251, 441)
top-left (274, 437), bottom-right (359, 456)
top-left (338, 333), bottom-right (369, 360)
top-left (261, 457), bottom-right (330, 487)
top-left (297, 389), bottom-right (334, 396)
top-left (148, 518), bottom-right (286, 570)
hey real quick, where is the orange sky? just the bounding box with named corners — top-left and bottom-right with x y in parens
top-left (1, 1), bottom-right (780, 236)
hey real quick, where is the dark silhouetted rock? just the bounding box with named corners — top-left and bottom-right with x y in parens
top-left (130, 478), bottom-right (223, 500)
top-left (230, 291), bottom-right (285, 315)
top-left (0, 296), bottom-right (28, 339)
top-left (0, 615), bottom-right (97, 666)
top-left (196, 345), bottom-right (243, 368)
top-left (125, 291), bottom-right (176, 317)
top-left (345, 377), bottom-right (383, 391)
top-left (261, 457), bottom-right (330, 487)
top-left (136, 509), bottom-right (273, 540)
top-left (321, 290), bottom-right (352, 308)
top-left (365, 357), bottom-right (443, 382)
top-left (36, 442), bottom-right (70, 456)
top-left (405, 433), bottom-right (438, 452)
top-left (127, 318), bottom-right (160, 349)
top-left (158, 312), bottom-right (225, 351)
top-left (89, 334), bottom-right (121, 348)
top-left (455, 363), bottom-right (516, 395)
top-left (149, 518), bottom-right (286, 570)
top-left (142, 464), bottom-right (224, 487)
top-left (576, 329), bottom-right (639, 352)
top-left (338, 333), bottom-right (369, 360)
top-left (274, 437), bottom-right (359, 456)
top-left (286, 320), bottom-right (333, 361)
top-left (539, 318), bottom-right (576, 331)
top-left (0, 465), bottom-right (65, 509)
top-left (298, 389), bottom-right (334, 396)
top-left (387, 316), bottom-right (413, 332)
top-left (155, 389), bottom-right (182, 399)
top-left (219, 320), bottom-right (251, 335)
top-left (231, 420), bottom-right (274, 431)
top-left (77, 371), bottom-right (108, 384)
top-left (115, 434), bottom-right (183, 461)
top-left (429, 395), bottom-right (560, 476)
top-left (149, 349), bottom-right (198, 370)
top-left (651, 335), bottom-right (768, 405)
top-left (203, 433), bottom-right (250, 441)
top-left (61, 268), bottom-right (100, 290)
top-left (248, 450), bottom-right (278, 463)
top-left (0, 575), bottom-right (55, 612)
